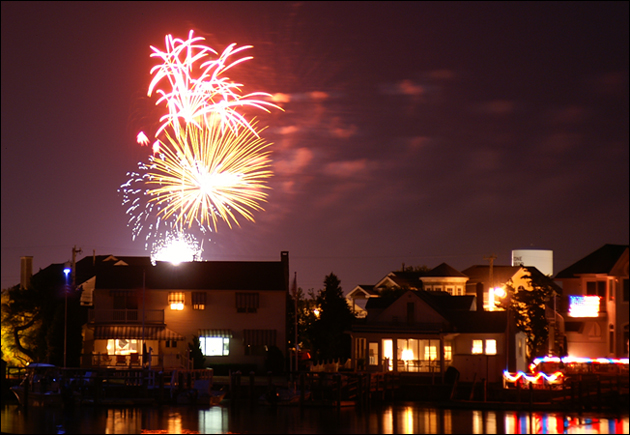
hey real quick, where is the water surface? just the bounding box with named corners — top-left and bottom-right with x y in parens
top-left (2, 402), bottom-right (628, 434)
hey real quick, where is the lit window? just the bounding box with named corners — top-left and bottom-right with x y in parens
top-left (424, 346), bottom-right (437, 360)
top-left (472, 340), bottom-right (483, 354)
top-left (168, 292), bottom-right (184, 310)
top-left (107, 338), bottom-right (138, 355)
top-left (369, 342), bottom-right (378, 365)
top-left (444, 345), bottom-right (452, 361)
top-left (192, 292), bottom-right (206, 310)
top-left (200, 336), bottom-right (230, 356)
top-left (485, 339), bottom-right (497, 355)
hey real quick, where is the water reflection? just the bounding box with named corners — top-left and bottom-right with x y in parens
top-left (1, 403), bottom-right (628, 434)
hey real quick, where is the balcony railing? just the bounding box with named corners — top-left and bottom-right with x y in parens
top-left (88, 309), bottom-right (164, 324)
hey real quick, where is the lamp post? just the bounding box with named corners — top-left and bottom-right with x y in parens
top-left (63, 263), bottom-right (71, 368)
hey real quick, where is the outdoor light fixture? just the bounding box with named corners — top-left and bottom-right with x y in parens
top-left (63, 262), bottom-right (71, 368)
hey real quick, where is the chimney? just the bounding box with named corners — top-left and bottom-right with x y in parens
top-left (476, 282), bottom-right (484, 311)
top-left (281, 251), bottom-right (289, 292)
top-left (20, 256), bottom-right (33, 289)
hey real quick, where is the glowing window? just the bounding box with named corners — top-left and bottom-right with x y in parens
top-left (472, 340), bottom-right (483, 354)
top-left (107, 338), bottom-right (138, 355)
top-left (368, 342), bottom-right (378, 365)
top-left (168, 292), bottom-right (185, 310)
top-left (485, 339), bottom-right (497, 355)
top-left (200, 336), bottom-right (230, 356)
top-left (444, 345), bottom-right (452, 361)
top-left (424, 346), bottom-right (437, 361)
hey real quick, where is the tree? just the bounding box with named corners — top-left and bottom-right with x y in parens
top-left (397, 264), bottom-right (430, 273)
top-left (308, 273), bottom-right (355, 361)
top-left (287, 286), bottom-right (319, 353)
top-left (1, 265), bottom-right (84, 367)
top-left (504, 269), bottom-right (558, 361)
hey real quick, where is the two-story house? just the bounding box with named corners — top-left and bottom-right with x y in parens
top-left (554, 244), bottom-right (629, 358)
top-left (347, 263), bottom-right (468, 318)
top-left (80, 251), bottom-right (289, 371)
top-left (350, 289), bottom-right (528, 382)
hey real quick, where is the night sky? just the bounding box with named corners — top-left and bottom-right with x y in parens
top-left (2, 2), bottom-right (628, 292)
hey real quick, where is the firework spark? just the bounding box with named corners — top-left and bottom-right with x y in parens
top-left (148, 30), bottom-right (281, 137)
top-left (150, 230), bottom-right (203, 265)
top-left (122, 116), bottom-right (272, 234)
top-left (122, 30), bottom-right (279, 257)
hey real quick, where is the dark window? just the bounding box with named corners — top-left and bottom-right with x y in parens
top-left (610, 330), bottom-right (615, 354)
top-left (407, 302), bottom-right (415, 324)
top-left (624, 279), bottom-right (629, 302)
top-left (236, 292), bottom-right (259, 313)
top-left (586, 281), bottom-right (597, 295)
top-left (113, 292), bottom-right (138, 309)
top-left (598, 281), bottom-right (606, 299)
top-left (192, 292), bottom-right (206, 310)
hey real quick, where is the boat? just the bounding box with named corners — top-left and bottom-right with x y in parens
top-left (10, 363), bottom-right (78, 407)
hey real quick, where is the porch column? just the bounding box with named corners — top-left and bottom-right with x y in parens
top-left (439, 335), bottom-right (445, 381)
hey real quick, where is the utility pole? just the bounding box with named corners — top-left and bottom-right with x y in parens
top-left (483, 254), bottom-right (497, 291)
top-left (483, 254), bottom-right (497, 310)
top-left (65, 246), bottom-right (81, 368)
top-left (71, 245), bottom-right (82, 289)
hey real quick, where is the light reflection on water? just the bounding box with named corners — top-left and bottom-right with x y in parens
top-left (1, 403), bottom-right (628, 434)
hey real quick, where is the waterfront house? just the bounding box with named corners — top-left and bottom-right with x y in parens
top-left (349, 288), bottom-right (528, 382)
top-left (79, 252), bottom-right (289, 371)
top-left (347, 263), bottom-right (468, 318)
top-left (554, 244), bottom-right (629, 358)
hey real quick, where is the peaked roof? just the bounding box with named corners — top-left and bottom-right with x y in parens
top-left (382, 271), bottom-right (425, 288)
top-left (423, 262), bottom-right (467, 278)
top-left (461, 265), bottom-right (521, 284)
top-left (360, 289), bottom-right (503, 333)
top-left (555, 244), bottom-right (629, 279)
top-left (365, 289), bottom-right (475, 314)
top-left (347, 285), bottom-right (377, 297)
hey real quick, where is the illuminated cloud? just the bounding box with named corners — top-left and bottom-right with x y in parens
top-left (324, 159), bottom-right (370, 178)
top-left (274, 147), bottom-right (313, 175)
top-left (277, 125), bottom-right (300, 135)
top-left (473, 100), bottom-right (516, 115)
top-left (329, 117), bottom-right (358, 139)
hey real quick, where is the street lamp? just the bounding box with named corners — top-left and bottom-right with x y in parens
top-left (63, 263), bottom-right (71, 368)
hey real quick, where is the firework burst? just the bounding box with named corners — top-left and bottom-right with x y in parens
top-left (148, 30), bottom-right (281, 137)
top-left (122, 115), bottom-right (272, 237)
top-left (150, 230), bottom-right (203, 265)
top-left (122, 30), bottom-right (280, 259)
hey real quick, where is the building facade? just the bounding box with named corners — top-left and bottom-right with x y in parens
top-left (350, 289), bottom-right (528, 382)
top-left (79, 252), bottom-right (289, 370)
top-left (554, 244), bottom-right (629, 358)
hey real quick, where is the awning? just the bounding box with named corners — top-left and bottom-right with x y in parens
top-left (94, 326), bottom-right (185, 341)
top-left (243, 329), bottom-right (277, 346)
top-left (198, 329), bottom-right (232, 338)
